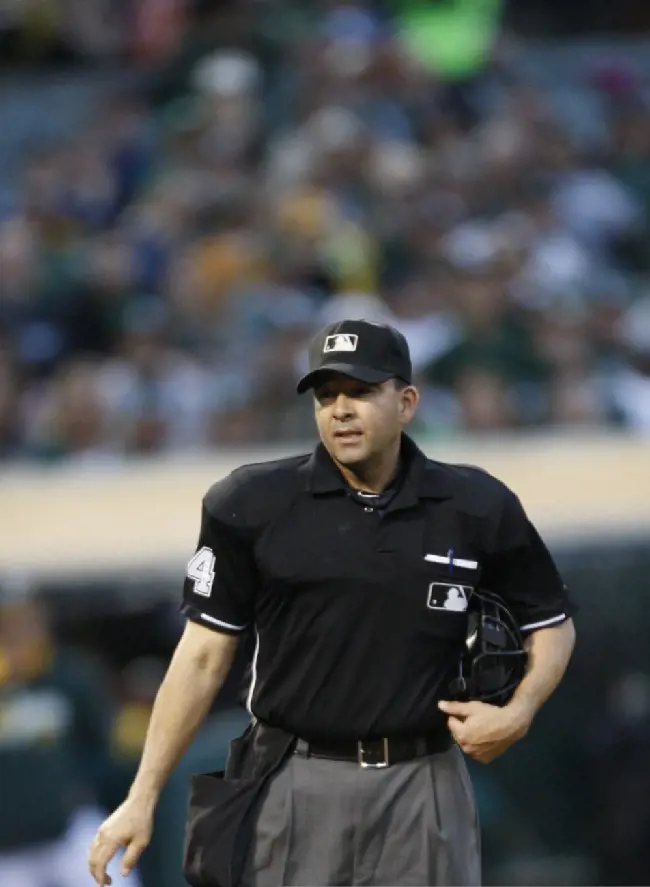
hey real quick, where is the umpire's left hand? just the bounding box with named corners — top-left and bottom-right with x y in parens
top-left (437, 699), bottom-right (532, 764)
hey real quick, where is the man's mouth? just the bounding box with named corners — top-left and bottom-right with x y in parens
top-left (333, 429), bottom-right (363, 440)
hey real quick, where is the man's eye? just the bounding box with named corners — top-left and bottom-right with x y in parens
top-left (316, 386), bottom-right (374, 401)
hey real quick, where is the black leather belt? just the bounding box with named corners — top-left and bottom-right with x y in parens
top-left (296, 732), bottom-right (453, 769)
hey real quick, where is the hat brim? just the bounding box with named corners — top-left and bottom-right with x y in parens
top-left (296, 363), bottom-right (394, 394)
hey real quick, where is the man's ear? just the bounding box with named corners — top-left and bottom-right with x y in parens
top-left (400, 385), bottom-right (419, 419)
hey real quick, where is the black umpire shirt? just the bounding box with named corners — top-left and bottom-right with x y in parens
top-left (181, 435), bottom-right (574, 742)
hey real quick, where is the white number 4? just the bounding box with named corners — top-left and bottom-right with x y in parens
top-left (187, 547), bottom-right (216, 597)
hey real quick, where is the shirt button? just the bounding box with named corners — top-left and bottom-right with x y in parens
top-left (364, 506), bottom-right (374, 513)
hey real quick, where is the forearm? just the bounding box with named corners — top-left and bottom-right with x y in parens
top-left (509, 618), bottom-right (576, 721)
top-left (128, 628), bottom-right (237, 804)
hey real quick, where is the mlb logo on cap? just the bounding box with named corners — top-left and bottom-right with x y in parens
top-left (323, 333), bottom-right (358, 353)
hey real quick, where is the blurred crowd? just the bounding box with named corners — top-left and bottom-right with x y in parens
top-left (2, 0), bottom-right (650, 465)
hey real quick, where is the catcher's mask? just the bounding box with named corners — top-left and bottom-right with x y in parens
top-left (448, 589), bottom-right (528, 706)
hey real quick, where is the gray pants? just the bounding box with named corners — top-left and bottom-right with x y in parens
top-left (244, 742), bottom-right (481, 886)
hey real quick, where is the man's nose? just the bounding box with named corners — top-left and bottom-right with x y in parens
top-left (333, 394), bottom-right (354, 419)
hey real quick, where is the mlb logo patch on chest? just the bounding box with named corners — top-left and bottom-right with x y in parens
top-left (427, 582), bottom-right (472, 612)
top-left (323, 333), bottom-right (358, 353)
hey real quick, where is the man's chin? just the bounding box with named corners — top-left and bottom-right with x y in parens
top-left (331, 442), bottom-right (368, 466)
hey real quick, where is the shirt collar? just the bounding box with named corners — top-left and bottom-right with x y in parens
top-left (304, 433), bottom-right (455, 505)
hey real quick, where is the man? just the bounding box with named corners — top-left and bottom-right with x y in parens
top-left (88, 319), bottom-right (576, 887)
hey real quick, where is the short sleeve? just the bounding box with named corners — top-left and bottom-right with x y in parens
top-left (180, 475), bottom-right (258, 635)
top-left (482, 489), bottom-right (578, 634)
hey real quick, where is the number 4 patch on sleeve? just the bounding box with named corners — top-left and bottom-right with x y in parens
top-left (187, 547), bottom-right (216, 597)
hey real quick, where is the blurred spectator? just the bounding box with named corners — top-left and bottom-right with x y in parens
top-left (23, 359), bottom-right (118, 464)
top-left (422, 266), bottom-right (549, 427)
top-left (0, 573), bottom-right (142, 886)
top-left (98, 297), bottom-right (216, 454)
top-left (606, 294), bottom-right (650, 431)
top-left (454, 367), bottom-right (515, 433)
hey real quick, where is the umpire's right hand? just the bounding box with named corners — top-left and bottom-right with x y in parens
top-left (88, 798), bottom-right (154, 885)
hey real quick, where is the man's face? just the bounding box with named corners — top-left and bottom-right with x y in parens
top-left (313, 374), bottom-right (418, 468)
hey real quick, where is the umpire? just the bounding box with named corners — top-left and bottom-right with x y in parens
top-left (89, 319), bottom-right (576, 887)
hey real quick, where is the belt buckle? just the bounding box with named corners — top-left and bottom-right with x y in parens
top-left (357, 738), bottom-right (390, 769)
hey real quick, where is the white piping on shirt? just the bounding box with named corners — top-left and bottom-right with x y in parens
top-left (519, 613), bottom-right (567, 632)
top-left (246, 629), bottom-right (260, 716)
top-left (199, 613), bottom-right (247, 632)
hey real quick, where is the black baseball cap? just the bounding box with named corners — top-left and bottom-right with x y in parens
top-left (297, 319), bottom-right (413, 394)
